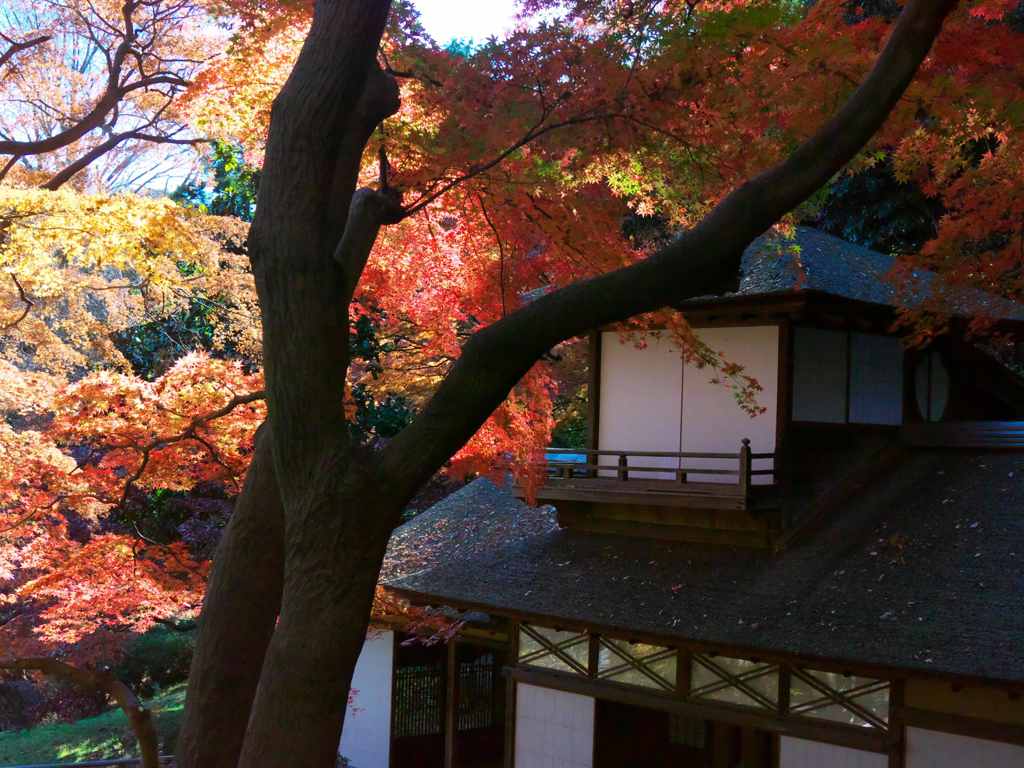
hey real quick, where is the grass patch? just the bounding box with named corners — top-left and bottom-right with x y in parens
top-left (0, 684), bottom-right (185, 765)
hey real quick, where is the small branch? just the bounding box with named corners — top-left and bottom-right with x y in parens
top-left (1, 274), bottom-right (34, 331)
top-left (0, 657), bottom-right (159, 768)
top-left (476, 194), bottom-right (508, 317)
top-left (0, 34), bottom-right (51, 76)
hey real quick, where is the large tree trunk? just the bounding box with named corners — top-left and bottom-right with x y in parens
top-left (176, 428), bottom-right (284, 768)
top-left (179, 1), bottom-right (958, 766)
top-left (238, 479), bottom-right (398, 767)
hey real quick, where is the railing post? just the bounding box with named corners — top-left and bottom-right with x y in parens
top-left (617, 453), bottom-right (629, 482)
top-left (739, 438), bottom-right (752, 497)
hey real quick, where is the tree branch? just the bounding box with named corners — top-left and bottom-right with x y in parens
top-left (0, 658), bottom-right (160, 768)
top-left (0, 34), bottom-right (51, 76)
top-left (1, 274), bottom-right (34, 331)
top-left (334, 187), bottom-right (403, 303)
top-left (377, 0), bottom-right (960, 504)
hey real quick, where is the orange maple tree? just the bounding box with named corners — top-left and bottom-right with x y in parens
top-left (1, 0), bottom-right (1023, 762)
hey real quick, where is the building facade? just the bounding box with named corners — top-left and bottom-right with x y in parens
top-left (341, 228), bottom-right (1024, 768)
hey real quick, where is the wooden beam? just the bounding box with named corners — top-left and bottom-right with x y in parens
top-left (386, 586), bottom-right (1024, 695)
top-left (506, 665), bottom-right (889, 754)
top-left (898, 706), bottom-right (1024, 748)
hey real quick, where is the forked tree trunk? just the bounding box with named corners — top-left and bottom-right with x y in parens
top-left (178, 1), bottom-right (959, 765)
top-left (176, 428), bottom-right (284, 768)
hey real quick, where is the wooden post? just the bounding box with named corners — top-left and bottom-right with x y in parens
top-left (739, 438), bottom-right (752, 498)
top-left (617, 453), bottom-right (628, 482)
top-left (444, 640), bottom-right (458, 768)
top-left (586, 329), bottom-right (602, 461)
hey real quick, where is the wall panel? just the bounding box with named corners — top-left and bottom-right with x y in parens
top-left (792, 327), bottom-right (848, 423)
top-left (680, 325), bottom-right (779, 484)
top-left (515, 683), bottom-right (595, 768)
top-left (339, 630), bottom-right (393, 768)
top-left (906, 726), bottom-right (1024, 768)
top-left (599, 331), bottom-right (683, 477)
top-left (779, 737), bottom-right (886, 768)
top-left (849, 333), bottom-right (903, 425)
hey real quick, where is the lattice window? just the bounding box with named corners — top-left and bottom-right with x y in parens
top-left (596, 639), bottom-right (677, 691)
top-left (517, 624), bottom-right (589, 675)
top-left (690, 654), bottom-right (779, 710)
top-left (789, 669), bottom-right (890, 730)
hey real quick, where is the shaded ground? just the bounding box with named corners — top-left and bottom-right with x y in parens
top-left (0, 685), bottom-right (184, 765)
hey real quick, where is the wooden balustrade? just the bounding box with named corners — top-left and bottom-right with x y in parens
top-left (537, 440), bottom-right (775, 510)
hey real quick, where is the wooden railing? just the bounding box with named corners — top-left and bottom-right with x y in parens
top-left (901, 421), bottom-right (1024, 449)
top-left (540, 439), bottom-right (775, 504)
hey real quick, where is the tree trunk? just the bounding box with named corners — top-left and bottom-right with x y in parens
top-left (176, 427), bottom-right (285, 768)
top-left (237, 473), bottom-right (399, 767)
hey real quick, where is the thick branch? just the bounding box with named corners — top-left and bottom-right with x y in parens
top-left (0, 1), bottom-right (191, 159)
top-left (334, 186), bottom-right (403, 302)
top-left (378, 0), bottom-right (960, 503)
top-left (42, 129), bottom-right (207, 190)
top-left (0, 658), bottom-right (159, 768)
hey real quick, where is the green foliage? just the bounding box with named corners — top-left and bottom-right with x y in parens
top-left (0, 685), bottom-right (186, 764)
top-left (114, 299), bottom-right (220, 380)
top-left (172, 141), bottom-right (259, 222)
top-left (807, 159), bottom-right (940, 254)
top-left (348, 308), bottom-right (416, 440)
top-left (112, 625), bottom-right (196, 699)
top-left (349, 385), bottom-right (414, 440)
top-left (114, 488), bottom-right (194, 543)
top-left (551, 386), bottom-right (588, 450)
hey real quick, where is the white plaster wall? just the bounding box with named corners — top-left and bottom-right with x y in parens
top-left (792, 327), bottom-right (848, 423)
top-left (780, 737), bottom-right (887, 768)
top-left (680, 325), bottom-right (779, 484)
top-left (599, 331), bottom-right (683, 478)
top-left (339, 630), bottom-right (393, 768)
top-left (514, 683), bottom-right (594, 768)
top-left (849, 332), bottom-right (903, 425)
top-left (906, 726), bottom-right (1024, 768)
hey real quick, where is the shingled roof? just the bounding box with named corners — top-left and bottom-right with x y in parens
top-left (385, 451), bottom-right (1024, 686)
top-left (719, 226), bottom-right (1024, 320)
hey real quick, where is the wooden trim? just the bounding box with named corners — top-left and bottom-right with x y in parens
top-left (888, 680), bottom-right (906, 768)
top-left (444, 639), bottom-right (457, 768)
top-left (504, 624), bottom-right (519, 768)
top-left (388, 630), bottom-right (399, 768)
top-left (588, 634), bottom-right (600, 678)
top-left (506, 665), bottom-right (889, 754)
top-left (386, 586), bottom-right (1024, 693)
top-left (898, 706), bottom-right (1024, 748)
top-left (678, 650), bottom-right (692, 697)
top-left (587, 329), bottom-right (601, 453)
top-left (775, 319), bottom-right (794, 498)
top-left (778, 667), bottom-right (791, 717)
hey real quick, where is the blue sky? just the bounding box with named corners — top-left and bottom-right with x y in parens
top-left (414, 0), bottom-right (521, 43)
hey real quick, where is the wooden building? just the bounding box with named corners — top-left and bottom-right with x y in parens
top-left (341, 228), bottom-right (1024, 768)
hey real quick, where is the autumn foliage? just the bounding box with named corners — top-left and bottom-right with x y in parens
top-left (1, 0), bottom-right (1024, 702)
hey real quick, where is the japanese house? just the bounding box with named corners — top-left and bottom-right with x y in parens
top-left (339, 227), bottom-right (1024, 768)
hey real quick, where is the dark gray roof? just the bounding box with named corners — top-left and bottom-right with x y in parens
top-left (738, 227), bottom-right (903, 305)
top-left (723, 227), bottom-right (1023, 320)
top-left (386, 451), bottom-right (1024, 685)
top-left (381, 478), bottom-right (559, 584)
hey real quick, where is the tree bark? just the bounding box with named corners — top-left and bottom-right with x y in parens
top-left (176, 426), bottom-right (285, 768)
top-left (181, 1), bottom-right (959, 766)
